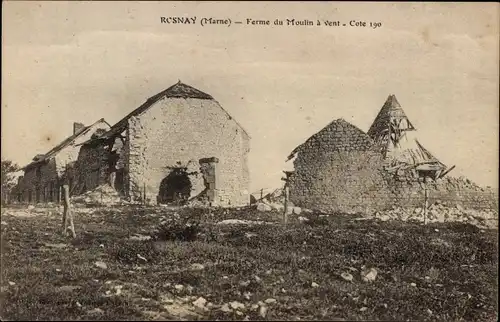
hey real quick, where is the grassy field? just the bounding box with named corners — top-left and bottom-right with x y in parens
top-left (0, 205), bottom-right (498, 321)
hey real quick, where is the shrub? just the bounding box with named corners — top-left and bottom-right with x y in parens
top-left (154, 218), bottom-right (202, 242)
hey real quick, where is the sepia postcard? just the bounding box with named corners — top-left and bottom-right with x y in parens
top-left (1, 1), bottom-right (498, 321)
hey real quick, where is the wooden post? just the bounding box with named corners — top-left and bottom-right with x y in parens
top-left (260, 188), bottom-right (263, 200)
top-left (281, 171), bottom-right (293, 227)
top-left (62, 185), bottom-right (76, 238)
top-left (283, 184), bottom-right (290, 226)
top-left (423, 184), bottom-right (428, 225)
top-left (143, 183), bottom-right (146, 205)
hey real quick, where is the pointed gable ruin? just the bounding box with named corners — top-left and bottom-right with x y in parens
top-left (367, 94), bottom-right (449, 181)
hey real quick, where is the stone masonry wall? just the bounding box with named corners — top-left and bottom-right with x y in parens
top-left (17, 120), bottom-right (110, 203)
top-left (20, 159), bottom-right (59, 203)
top-left (126, 97), bottom-right (250, 206)
top-left (289, 119), bottom-right (498, 213)
top-left (73, 144), bottom-right (110, 195)
top-left (53, 121), bottom-right (110, 177)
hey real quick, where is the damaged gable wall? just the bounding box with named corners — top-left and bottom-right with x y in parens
top-left (53, 122), bottom-right (111, 177)
top-left (126, 97), bottom-right (250, 206)
top-left (289, 119), bottom-right (390, 213)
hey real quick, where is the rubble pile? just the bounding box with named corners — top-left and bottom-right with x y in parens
top-left (262, 188), bottom-right (285, 204)
top-left (71, 184), bottom-right (125, 206)
top-left (430, 176), bottom-right (489, 192)
top-left (372, 202), bottom-right (498, 229)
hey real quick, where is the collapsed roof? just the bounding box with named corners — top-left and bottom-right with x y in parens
top-left (285, 95), bottom-right (453, 181)
top-left (367, 94), bottom-right (416, 154)
top-left (368, 94), bottom-right (452, 179)
top-left (22, 118), bottom-right (110, 170)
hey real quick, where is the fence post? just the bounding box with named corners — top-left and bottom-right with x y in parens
top-left (283, 184), bottom-right (290, 226)
top-left (143, 183), bottom-right (146, 205)
top-left (423, 185), bottom-right (428, 225)
top-left (62, 185), bottom-right (76, 238)
top-left (281, 171), bottom-right (293, 227)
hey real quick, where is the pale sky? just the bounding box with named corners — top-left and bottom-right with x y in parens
top-left (2, 1), bottom-right (499, 193)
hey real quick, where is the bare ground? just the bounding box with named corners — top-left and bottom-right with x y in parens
top-left (0, 205), bottom-right (498, 321)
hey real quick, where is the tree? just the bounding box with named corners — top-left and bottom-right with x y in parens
top-left (1, 159), bottom-right (20, 205)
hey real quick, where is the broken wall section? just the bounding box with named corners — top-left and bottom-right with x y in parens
top-left (288, 119), bottom-right (498, 214)
top-left (73, 135), bottom-right (128, 197)
top-left (73, 144), bottom-right (110, 195)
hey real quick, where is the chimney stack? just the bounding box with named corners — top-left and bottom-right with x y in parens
top-left (73, 122), bottom-right (85, 135)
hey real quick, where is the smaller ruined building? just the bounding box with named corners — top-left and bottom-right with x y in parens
top-left (15, 119), bottom-right (110, 203)
top-left (286, 95), bottom-right (497, 213)
top-left (75, 81), bottom-right (250, 206)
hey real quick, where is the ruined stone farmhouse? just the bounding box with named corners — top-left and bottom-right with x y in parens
top-left (73, 81), bottom-right (250, 206)
top-left (15, 119), bottom-right (111, 203)
top-left (286, 95), bottom-right (497, 213)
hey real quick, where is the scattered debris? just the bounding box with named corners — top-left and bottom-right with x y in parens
top-left (72, 184), bottom-right (125, 206)
top-left (43, 243), bottom-right (67, 249)
top-left (220, 303), bottom-right (232, 313)
top-left (58, 285), bottom-right (81, 292)
top-left (129, 234), bottom-right (152, 241)
top-left (216, 219), bottom-right (272, 225)
top-left (371, 203), bottom-right (498, 229)
top-left (311, 282), bottom-right (319, 288)
top-left (137, 254), bottom-right (148, 263)
top-left (259, 305), bottom-right (268, 318)
top-left (87, 308), bottom-right (104, 315)
top-left (94, 261), bottom-right (107, 269)
top-left (245, 232), bottom-right (257, 238)
top-left (341, 272), bottom-right (354, 282)
top-left (256, 203), bottom-right (272, 212)
top-left (190, 263), bottom-right (205, 271)
top-left (192, 297), bottom-right (207, 309)
top-left (361, 268), bottom-right (378, 283)
top-left (230, 301), bottom-right (246, 310)
top-left (264, 298), bottom-right (277, 304)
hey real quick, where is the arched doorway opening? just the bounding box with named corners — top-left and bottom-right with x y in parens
top-left (157, 169), bottom-right (192, 205)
